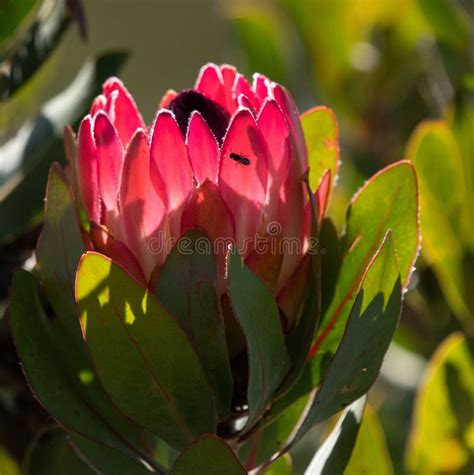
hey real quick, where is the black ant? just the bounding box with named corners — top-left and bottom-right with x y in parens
top-left (229, 153), bottom-right (251, 166)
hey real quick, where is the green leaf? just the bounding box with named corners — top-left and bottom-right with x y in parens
top-left (156, 230), bottom-right (232, 420)
top-left (228, 250), bottom-right (289, 430)
top-left (417, 0), bottom-right (471, 51)
top-left (406, 121), bottom-right (472, 324)
top-left (0, 446), bottom-right (20, 475)
top-left (291, 231), bottom-right (402, 446)
top-left (405, 333), bottom-right (474, 474)
top-left (24, 428), bottom-right (92, 475)
top-left (170, 435), bottom-right (246, 475)
top-left (268, 351), bottom-right (330, 427)
top-left (68, 433), bottom-right (154, 474)
top-left (319, 218), bottom-right (342, 320)
top-left (0, 51), bottom-right (128, 243)
top-left (344, 406), bottom-right (393, 475)
top-left (305, 396), bottom-right (366, 475)
top-left (0, 0), bottom-right (81, 99)
top-left (36, 163), bottom-right (85, 345)
top-left (0, 0), bottom-right (39, 50)
top-left (264, 454), bottom-right (292, 474)
top-left (239, 395), bottom-right (308, 470)
top-left (76, 252), bottom-right (216, 449)
top-left (10, 270), bottom-right (151, 460)
top-left (302, 106), bottom-right (339, 191)
top-left (315, 161), bottom-right (418, 356)
top-left (24, 427), bottom-right (154, 475)
top-left (452, 105), bottom-right (474, 248)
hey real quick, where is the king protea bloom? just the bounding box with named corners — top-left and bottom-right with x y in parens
top-left (69, 63), bottom-right (329, 326)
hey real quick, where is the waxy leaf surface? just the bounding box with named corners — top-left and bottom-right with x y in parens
top-left (76, 252), bottom-right (216, 449)
top-left (292, 232), bottom-right (401, 446)
top-left (228, 250), bottom-right (289, 431)
top-left (170, 436), bottom-right (246, 475)
top-left (156, 230), bottom-right (233, 419)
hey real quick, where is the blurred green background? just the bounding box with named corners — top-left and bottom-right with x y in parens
top-left (0, 0), bottom-right (473, 474)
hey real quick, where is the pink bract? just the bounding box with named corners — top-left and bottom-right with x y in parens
top-left (72, 63), bottom-right (329, 324)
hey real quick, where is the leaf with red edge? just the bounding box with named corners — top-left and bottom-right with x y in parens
top-left (37, 163), bottom-right (86, 346)
top-left (290, 231), bottom-right (401, 448)
top-left (310, 161), bottom-right (418, 358)
top-left (302, 106), bottom-right (339, 192)
top-left (10, 270), bottom-right (150, 460)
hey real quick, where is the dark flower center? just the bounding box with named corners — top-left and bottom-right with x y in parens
top-left (168, 89), bottom-right (230, 144)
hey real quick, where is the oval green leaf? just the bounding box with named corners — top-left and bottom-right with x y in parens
top-left (405, 333), bottom-right (474, 474)
top-left (292, 231), bottom-right (402, 446)
top-left (228, 250), bottom-right (289, 431)
top-left (313, 161), bottom-right (418, 356)
top-left (406, 121), bottom-right (472, 325)
top-left (10, 270), bottom-right (149, 459)
top-left (37, 163), bottom-right (85, 345)
top-left (76, 252), bottom-right (216, 449)
top-left (155, 230), bottom-right (233, 420)
top-left (170, 435), bottom-right (246, 475)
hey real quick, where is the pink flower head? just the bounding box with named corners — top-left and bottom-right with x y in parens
top-left (74, 64), bottom-right (324, 323)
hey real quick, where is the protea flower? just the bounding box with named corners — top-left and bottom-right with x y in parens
top-left (72, 63), bottom-right (328, 326)
top-left (11, 62), bottom-right (418, 472)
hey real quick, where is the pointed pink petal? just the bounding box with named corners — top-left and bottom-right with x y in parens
top-left (159, 89), bottom-right (178, 108)
top-left (245, 233), bottom-right (284, 294)
top-left (102, 76), bottom-right (122, 96)
top-left (258, 99), bottom-right (292, 223)
top-left (106, 88), bottom-right (144, 146)
top-left (234, 74), bottom-right (259, 111)
top-left (93, 112), bottom-right (124, 217)
top-left (181, 180), bottom-right (235, 239)
top-left (181, 180), bottom-right (235, 292)
top-left (276, 169), bottom-right (306, 291)
top-left (301, 169), bottom-right (332, 258)
top-left (119, 130), bottom-right (169, 279)
top-left (195, 63), bottom-right (225, 107)
top-left (101, 79), bottom-right (145, 147)
top-left (253, 73), bottom-right (270, 103)
top-left (150, 110), bottom-right (194, 237)
top-left (90, 95), bottom-right (107, 116)
top-left (272, 84), bottom-right (308, 176)
top-left (219, 109), bottom-right (269, 257)
top-left (77, 116), bottom-right (100, 222)
top-left (186, 111), bottom-right (219, 185)
top-left (237, 94), bottom-right (256, 114)
top-left (315, 169), bottom-right (331, 221)
top-left (220, 64), bottom-right (238, 113)
top-left (89, 222), bottom-right (146, 286)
